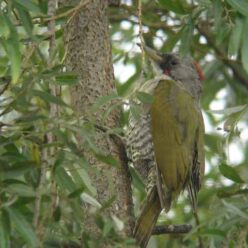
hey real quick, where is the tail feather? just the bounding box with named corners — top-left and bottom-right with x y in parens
top-left (133, 186), bottom-right (162, 248)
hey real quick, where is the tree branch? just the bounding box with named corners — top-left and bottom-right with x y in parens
top-left (152, 224), bottom-right (192, 235)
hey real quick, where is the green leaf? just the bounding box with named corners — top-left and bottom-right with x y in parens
top-left (223, 200), bottom-right (248, 219)
top-left (227, 0), bottom-right (248, 16)
top-left (81, 192), bottom-right (102, 208)
top-left (129, 167), bottom-right (145, 194)
top-left (228, 17), bottom-right (244, 56)
top-left (31, 89), bottom-right (68, 106)
top-left (208, 104), bottom-right (248, 115)
top-left (15, 4), bottom-right (33, 38)
top-left (91, 92), bottom-right (120, 112)
top-left (199, 228), bottom-right (226, 238)
top-left (55, 72), bottom-right (78, 85)
top-left (13, 0), bottom-right (41, 14)
top-left (70, 164), bottom-right (97, 195)
top-left (136, 91), bottom-right (153, 104)
top-left (0, 210), bottom-right (10, 248)
top-left (4, 183), bottom-right (36, 197)
top-left (7, 208), bottom-right (38, 246)
top-left (55, 167), bottom-right (76, 193)
top-left (129, 104), bottom-right (142, 120)
top-left (2, 161), bottom-right (35, 178)
top-left (219, 164), bottom-right (244, 183)
top-left (2, 37), bottom-right (21, 84)
top-left (158, 0), bottom-right (186, 14)
top-left (95, 154), bottom-right (119, 167)
top-left (0, 15), bottom-right (10, 38)
top-left (68, 187), bottom-right (85, 198)
top-left (241, 17), bottom-right (248, 74)
top-left (179, 20), bottom-right (193, 56)
top-left (213, 0), bottom-right (223, 32)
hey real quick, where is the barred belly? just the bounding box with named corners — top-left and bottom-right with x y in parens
top-left (126, 113), bottom-right (156, 185)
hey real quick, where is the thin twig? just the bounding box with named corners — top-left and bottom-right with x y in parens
top-left (33, 1), bottom-right (58, 243)
top-left (0, 79), bottom-right (10, 96)
top-left (152, 224), bottom-right (192, 235)
top-left (137, 0), bottom-right (145, 68)
top-left (193, 211), bottom-right (204, 248)
top-left (44, 0), bottom-right (90, 23)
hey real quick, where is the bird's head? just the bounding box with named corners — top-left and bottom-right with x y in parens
top-left (140, 44), bottom-right (204, 99)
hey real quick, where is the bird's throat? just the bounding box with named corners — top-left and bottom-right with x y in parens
top-left (164, 69), bottom-right (170, 76)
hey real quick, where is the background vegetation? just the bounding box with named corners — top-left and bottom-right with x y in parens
top-left (0, 0), bottom-right (248, 247)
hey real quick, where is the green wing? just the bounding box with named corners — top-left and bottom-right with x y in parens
top-left (150, 79), bottom-right (204, 207)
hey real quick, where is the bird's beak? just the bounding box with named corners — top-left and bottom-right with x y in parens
top-left (137, 43), bottom-right (163, 63)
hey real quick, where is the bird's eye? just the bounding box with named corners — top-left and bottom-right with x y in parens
top-left (170, 60), bottom-right (178, 66)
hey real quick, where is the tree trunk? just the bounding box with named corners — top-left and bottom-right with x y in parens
top-left (59, 0), bottom-right (134, 245)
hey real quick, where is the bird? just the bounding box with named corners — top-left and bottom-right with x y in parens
top-left (126, 45), bottom-right (205, 247)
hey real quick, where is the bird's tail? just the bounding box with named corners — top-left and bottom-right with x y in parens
top-left (133, 186), bottom-right (162, 248)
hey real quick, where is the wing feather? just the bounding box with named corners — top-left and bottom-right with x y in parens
top-left (151, 79), bottom-right (204, 207)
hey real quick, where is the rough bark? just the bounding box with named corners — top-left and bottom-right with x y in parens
top-left (59, 0), bottom-right (134, 245)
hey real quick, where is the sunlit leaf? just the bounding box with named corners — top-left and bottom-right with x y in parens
top-left (81, 192), bottom-right (102, 208)
top-left (55, 167), bottom-right (76, 193)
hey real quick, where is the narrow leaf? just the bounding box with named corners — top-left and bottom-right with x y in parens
top-left (91, 92), bottom-right (120, 112)
top-left (241, 17), bottom-right (248, 74)
top-left (81, 193), bottom-right (102, 208)
top-left (136, 91), bottom-right (153, 104)
top-left (95, 154), bottom-right (119, 167)
top-left (208, 104), bottom-right (248, 115)
top-left (223, 200), bottom-right (248, 219)
top-left (13, 0), bottom-right (41, 14)
top-left (4, 39), bottom-right (21, 84)
top-left (219, 164), bottom-right (244, 183)
top-left (7, 208), bottom-right (38, 246)
top-left (55, 167), bottom-right (76, 193)
top-left (227, 0), bottom-right (248, 16)
top-left (228, 17), bottom-right (244, 56)
top-left (158, 0), bottom-right (186, 14)
top-left (32, 89), bottom-right (68, 106)
top-left (15, 5), bottom-right (33, 37)
top-left (4, 183), bottom-right (36, 197)
top-left (55, 72), bottom-right (78, 85)
top-left (0, 210), bottom-right (10, 248)
top-left (179, 21), bottom-right (193, 56)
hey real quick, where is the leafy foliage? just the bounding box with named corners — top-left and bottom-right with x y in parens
top-left (0, 0), bottom-right (248, 247)
top-left (110, 0), bottom-right (248, 247)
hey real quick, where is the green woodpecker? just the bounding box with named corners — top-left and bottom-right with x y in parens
top-left (126, 45), bottom-right (205, 247)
